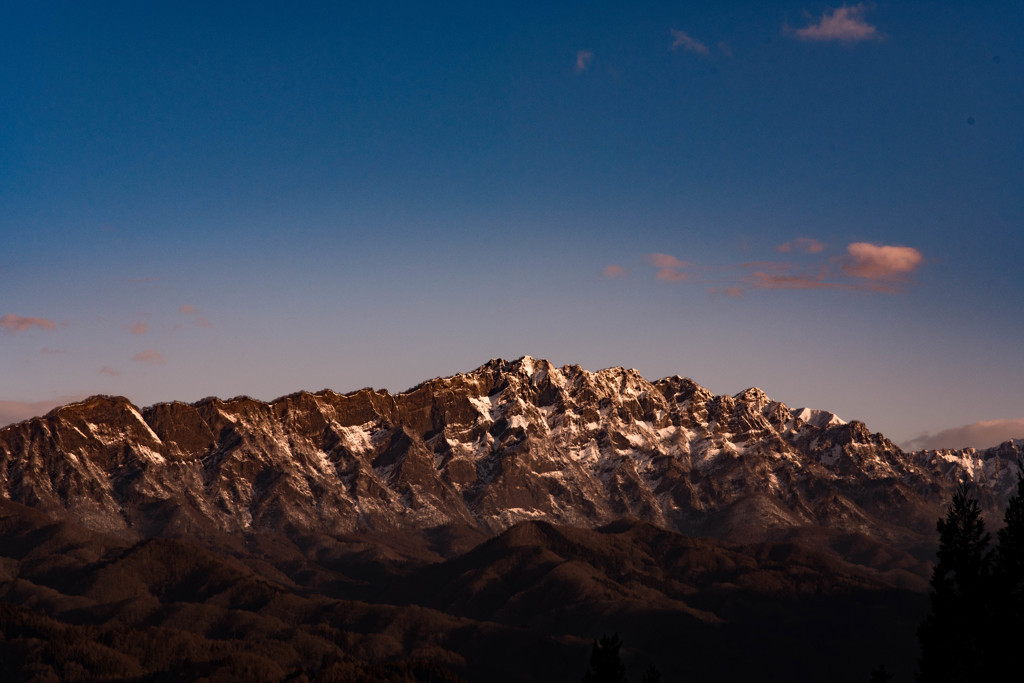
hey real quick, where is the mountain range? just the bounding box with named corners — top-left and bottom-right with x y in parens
top-left (1, 357), bottom-right (1020, 681)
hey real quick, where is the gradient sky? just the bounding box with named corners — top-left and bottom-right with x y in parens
top-left (2, 2), bottom-right (1022, 449)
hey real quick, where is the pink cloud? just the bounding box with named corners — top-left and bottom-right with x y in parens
top-left (1, 314), bottom-right (56, 333)
top-left (656, 268), bottom-right (690, 282)
top-left (648, 253), bottom-right (688, 269)
top-left (902, 419), bottom-right (1024, 451)
top-left (133, 350), bottom-right (164, 365)
top-left (100, 366), bottom-right (121, 376)
top-left (0, 395), bottom-right (90, 427)
top-left (575, 50), bottom-right (593, 72)
top-left (777, 238), bottom-right (826, 254)
top-left (708, 286), bottom-right (746, 298)
top-left (129, 322), bottom-right (149, 335)
top-left (843, 243), bottom-right (924, 279)
top-left (671, 29), bottom-right (710, 55)
top-left (179, 304), bottom-right (211, 328)
top-left (746, 270), bottom-right (849, 291)
top-left (789, 4), bottom-right (882, 43)
top-left (602, 264), bottom-right (626, 278)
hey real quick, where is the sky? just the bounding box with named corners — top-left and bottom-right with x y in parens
top-left (2, 1), bottom-right (1022, 450)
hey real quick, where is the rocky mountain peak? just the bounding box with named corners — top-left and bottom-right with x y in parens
top-left (0, 358), bottom-right (1018, 548)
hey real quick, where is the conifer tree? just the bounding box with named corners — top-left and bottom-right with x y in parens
top-left (581, 633), bottom-right (628, 683)
top-left (869, 663), bottom-right (893, 683)
top-left (639, 666), bottom-right (662, 683)
top-left (992, 460), bottom-right (1024, 675)
top-left (916, 481), bottom-right (992, 682)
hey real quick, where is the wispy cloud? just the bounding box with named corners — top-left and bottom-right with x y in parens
top-left (0, 395), bottom-right (90, 427)
top-left (179, 304), bottom-right (211, 328)
top-left (656, 268), bottom-right (690, 282)
top-left (648, 253), bottom-right (692, 282)
top-left (777, 237), bottom-right (826, 254)
top-left (602, 264), bottom-right (626, 278)
top-left (129, 322), bottom-right (149, 335)
top-left (575, 50), bottom-right (593, 72)
top-left (745, 267), bottom-right (849, 291)
top-left (902, 419), bottom-right (1024, 451)
top-left (100, 365), bottom-right (121, 376)
top-left (639, 239), bottom-right (923, 295)
top-left (1, 314), bottom-right (56, 333)
top-left (133, 350), bottom-right (164, 365)
top-left (648, 253), bottom-right (688, 269)
top-left (670, 29), bottom-right (710, 55)
top-left (842, 243), bottom-right (924, 279)
top-left (788, 4), bottom-right (882, 43)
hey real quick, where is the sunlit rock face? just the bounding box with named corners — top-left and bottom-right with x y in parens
top-left (0, 356), bottom-right (1019, 546)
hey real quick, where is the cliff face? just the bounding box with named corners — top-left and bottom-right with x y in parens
top-left (1, 356), bottom-right (1019, 547)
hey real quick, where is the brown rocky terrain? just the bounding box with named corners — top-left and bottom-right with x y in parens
top-left (0, 357), bottom-right (1019, 681)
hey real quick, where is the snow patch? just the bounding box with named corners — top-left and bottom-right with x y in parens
top-left (793, 407), bottom-right (846, 428)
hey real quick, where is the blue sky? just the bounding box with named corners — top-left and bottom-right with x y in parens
top-left (2, 2), bottom-right (1022, 449)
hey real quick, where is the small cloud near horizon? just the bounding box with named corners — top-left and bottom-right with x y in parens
top-left (788, 4), bottom-right (882, 43)
top-left (1, 314), bottom-right (57, 333)
top-left (648, 253), bottom-right (691, 282)
top-left (129, 322), bottom-right (149, 335)
top-left (133, 350), bottom-right (164, 365)
top-left (575, 50), bottom-right (593, 72)
top-left (642, 240), bottom-right (923, 295)
top-left (670, 29), bottom-right (710, 55)
top-left (100, 366), bottom-right (121, 376)
top-left (648, 253), bottom-right (688, 269)
top-left (747, 272), bottom-right (844, 291)
top-left (842, 243), bottom-right (924, 280)
top-left (777, 238), bottom-right (826, 254)
top-left (179, 304), bottom-right (211, 328)
top-left (902, 419), bottom-right (1024, 451)
top-left (602, 264), bottom-right (626, 278)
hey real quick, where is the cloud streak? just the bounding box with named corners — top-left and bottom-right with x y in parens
top-left (133, 350), bottom-right (164, 365)
top-left (902, 419), bottom-right (1024, 451)
top-left (626, 240), bottom-right (925, 295)
top-left (647, 253), bottom-right (691, 282)
top-left (648, 253), bottom-right (688, 269)
top-left (1, 314), bottom-right (56, 333)
top-left (575, 50), bottom-right (593, 72)
top-left (777, 237), bottom-right (826, 254)
top-left (179, 304), bottom-right (211, 328)
top-left (670, 29), bottom-right (710, 55)
top-left (789, 4), bottom-right (882, 43)
top-left (602, 264), bottom-right (626, 278)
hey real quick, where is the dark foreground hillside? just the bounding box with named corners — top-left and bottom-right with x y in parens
top-left (0, 498), bottom-right (928, 682)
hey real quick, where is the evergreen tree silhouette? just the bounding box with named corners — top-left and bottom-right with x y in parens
top-left (581, 633), bottom-right (627, 683)
top-left (992, 459), bottom-right (1024, 676)
top-left (639, 666), bottom-right (662, 683)
top-left (916, 481), bottom-right (992, 682)
top-left (869, 663), bottom-right (893, 682)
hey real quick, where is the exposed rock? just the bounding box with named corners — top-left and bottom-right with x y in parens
top-left (0, 357), bottom-right (1018, 550)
